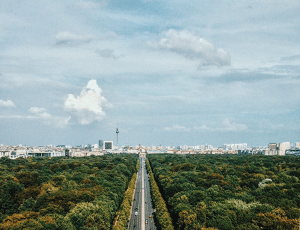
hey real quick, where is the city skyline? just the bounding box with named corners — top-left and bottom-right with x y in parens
top-left (0, 1), bottom-right (300, 147)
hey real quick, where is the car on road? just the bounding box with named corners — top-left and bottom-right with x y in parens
top-left (135, 208), bottom-right (138, 211)
top-left (149, 215), bottom-right (152, 218)
top-left (135, 212), bottom-right (138, 216)
top-left (145, 219), bottom-right (148, 224)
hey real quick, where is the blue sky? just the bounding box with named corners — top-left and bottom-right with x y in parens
top-left (0, 0), bottom-right (299, 147)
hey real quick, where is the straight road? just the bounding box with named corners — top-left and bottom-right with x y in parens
top-left (128, 157), bottom-right (156, 230)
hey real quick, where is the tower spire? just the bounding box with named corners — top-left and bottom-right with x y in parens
top-left (116, 125), bottom-right (119, 146)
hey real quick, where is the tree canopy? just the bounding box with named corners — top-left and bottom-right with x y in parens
top-left (0, 154), bottom-right (138, 230)
top-left (147, 154), bottom-right (300, 230)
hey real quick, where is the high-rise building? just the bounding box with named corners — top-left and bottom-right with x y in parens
top-left (268, 143), bottom-right (277, 151)
top-left (278, 142), bottom-right (290, 156)
top-left (268, 142), bottom-right (290, 155)
top-left (223, 143), bottom-right (247, 151)
top-left (99, 140), bottom-right (103, 148)
top-left (103, 141), bottom-right (113, 150)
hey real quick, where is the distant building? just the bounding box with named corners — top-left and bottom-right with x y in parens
top-left (103, 141), bottom-right (113, 150)
top-left (99, 140), bottom-right (103, 148)
top-left (268, 143), bottom-right (277, 151)
top-left (267, 143), bottom-right (278, 155)
top-left (223, 143), bottom-right (247, 151)
top-left (92, 144), bottom-right (99, 149)
top-left (267, 142), bottom-right (290, 155)
top-left (147, 150), bottom-right (166, 154)
top-left (278, 142), bottom-right (290, 156)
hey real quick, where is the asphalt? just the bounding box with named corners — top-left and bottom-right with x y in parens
top-left (128, 157), bottom-right (156, 230)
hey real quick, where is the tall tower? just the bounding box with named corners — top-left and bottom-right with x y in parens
top-left (116, 126), bottom-right (119, 146)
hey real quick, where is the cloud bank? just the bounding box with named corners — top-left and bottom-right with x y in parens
top-left (55, 31), bottom-right (97, 45)
top-left (55, 31), bottom-right (115, 45)
top-left (163, 125), bottom-right (190, 132)
top-left (0, 107), bottom-right (70, 128)
top-left (221, 119), bottom-right (248, 131)
top-left (164, 120), bottom-right (248, 133)
top-left (0, 99), bottom-right (16, 107)
top-left (28, 107), bottom-right (52, 120)
top-left (150, 29), bottom-right (230, 67)
top-left (194, 119), bottom-right (248, 132)
top-left (65, 80), bottom-right (111, 125)
top-left (28, 107), bottom-right (71, 128)
top-left (96, 49), bottom-right (125, 60)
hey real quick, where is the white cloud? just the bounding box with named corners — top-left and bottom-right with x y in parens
top-left (221, 119), bottom-right (248, 131)
top-left (55, 31), bottom-right (116, 45)
top-left (193, 124), bottom-right (210, 130)
top-left (256, 119), bottom-right (285, 130)
top-left (55, 31), bottom-right (97, 45)
top-left (50, 116), bottom-right (71, 128)
top-left (29, 107), bottom-right (52, 120)
top-left (163, 125), bottom-right (190, 132)
top-left (96, 49), bottom-right (125, 60)
top-left (28, 107), bottom-right (47, 114)
top-left (0, 99), bottom-right (15, 107)
top-left (149, 29), bottom-right (230, 67)
top-left (64, 79), bottom-right (111, 125)
top-left (0, 107), bottom-right (70, 128)
top-left (194, 119), bottom-right (248, 132)
top-left (28, 107), bottom-right (71, 128)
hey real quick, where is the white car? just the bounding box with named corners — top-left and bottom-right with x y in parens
top-left (135, 212), bottom-right (138, 216)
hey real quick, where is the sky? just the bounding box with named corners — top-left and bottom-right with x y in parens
top-left (0, 0), bottom-right (299, 147)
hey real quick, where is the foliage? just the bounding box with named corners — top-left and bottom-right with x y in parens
top-left (113, 158), bottom-right (139, 230)
top-left (0, 154), bottom-right (138, 229)
top-left (146, 158), bottom-right (175, 230)
top-left (65, 199), bottom-right (115, 229)
top-left (147, 154), bottom-right (300, 230)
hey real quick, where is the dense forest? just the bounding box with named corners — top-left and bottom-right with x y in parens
top-left (0, 154), bottom-right (138, 229)
top-left (147, 154), bottom-right (300, 230)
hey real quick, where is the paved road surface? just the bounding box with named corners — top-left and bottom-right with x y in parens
top-left (128, 157), bottom-right (156, 230)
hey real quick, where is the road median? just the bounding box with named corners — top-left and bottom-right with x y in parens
top-left (146, 158), bottom-right (174, 230)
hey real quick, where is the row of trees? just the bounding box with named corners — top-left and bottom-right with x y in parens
top-left (113, 158), bottom-right (140, 230)
top-left (0, 154), bottom-right (138, 229)
top-left (146, 158), bottom-right (174, 230)
top-left (147, 154), bottom-right (300, 230)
